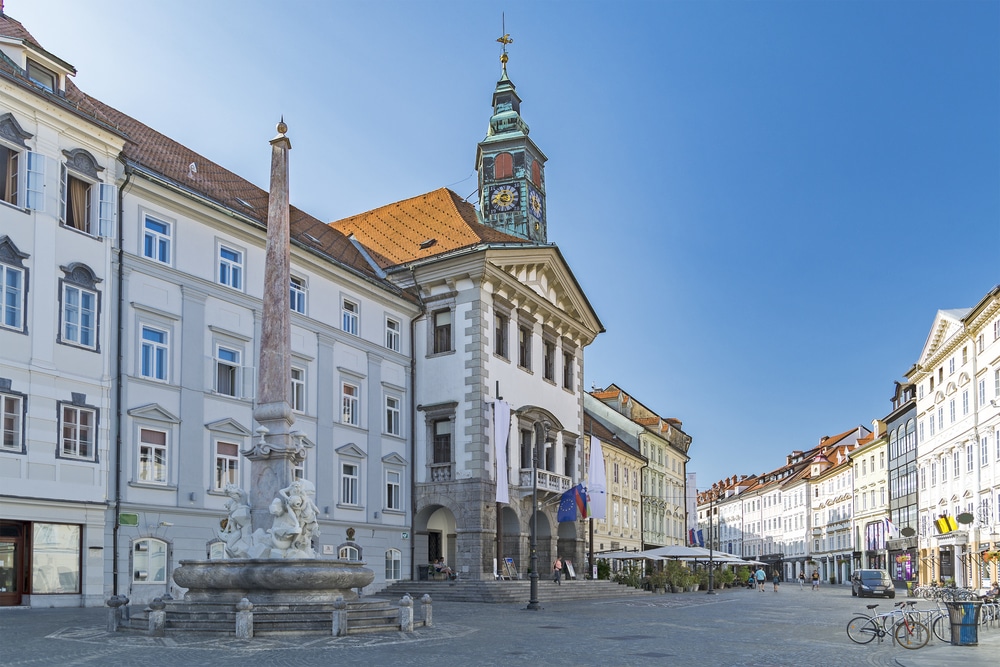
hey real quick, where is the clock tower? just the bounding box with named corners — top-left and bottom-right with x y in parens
top-left (476, 33), bottom-right (548, 242)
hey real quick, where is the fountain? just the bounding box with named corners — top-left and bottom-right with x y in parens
top-left (119, 122), bottom-right (388, 636)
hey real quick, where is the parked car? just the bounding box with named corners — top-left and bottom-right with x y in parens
top-left (851, 569), bottom-right (895, 598)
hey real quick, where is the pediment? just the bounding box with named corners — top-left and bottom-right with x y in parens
top-left (336, 443), bottom-right (367, 459)
top-left (934, 391), bottom-right (946, 405)
top-left (382, 452), bottom-right (408, 466)
top-left (485, 247), bottom-right (602, 343)
top-left (958, 372), bottom-right (971, 387)
top-left (946, 382), bottom-right (957, 395)
top-left (918, 309), bottom-right (969, 368)
top-left (205, 417), bottom-right (252, 437)
top-left (128, 403), bottom-right (180, 424)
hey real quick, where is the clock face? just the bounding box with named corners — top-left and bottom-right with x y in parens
top-left (490, 184), bottom-right (519, 213)
top-left (528, 187), bottom-right (543, 219)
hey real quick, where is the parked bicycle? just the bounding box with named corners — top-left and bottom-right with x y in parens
top-left (846, 602), bottom-right (929, 649)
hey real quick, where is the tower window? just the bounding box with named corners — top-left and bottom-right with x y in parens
top-left (494, 153), bottom-right (513, 180)
top-left (532, 161), bottom-right (542, 187)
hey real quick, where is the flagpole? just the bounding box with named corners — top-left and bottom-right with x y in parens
top-left (527, 421), bottom-right (548, 610)
top-left (587, 424), bottom-right (594, 581)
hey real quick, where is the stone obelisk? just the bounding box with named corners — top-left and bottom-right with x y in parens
top-left (247, 119), bottom-right (301, 533)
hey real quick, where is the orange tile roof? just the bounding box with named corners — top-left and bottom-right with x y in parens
top-left (329, 188), bottom-right (530, 268)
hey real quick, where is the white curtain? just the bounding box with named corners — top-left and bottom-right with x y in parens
top-left (587, 436), bottom-right (607, 519)
top-left (494, 400), bottom-right (511, 503)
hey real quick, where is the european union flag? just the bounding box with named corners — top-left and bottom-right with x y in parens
top-left (557, 487), bottom-right (578, 522)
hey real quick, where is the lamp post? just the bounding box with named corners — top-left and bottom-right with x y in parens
top-left (526, 421), bottom-right (548, 610)
top-left (706, 490), bottom-right (716, 594)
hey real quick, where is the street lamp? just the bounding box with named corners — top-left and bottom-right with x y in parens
top-left (527, 420), bottom-right (549, 610)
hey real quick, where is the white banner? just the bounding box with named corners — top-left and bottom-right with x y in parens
top-left (494, 400), bottom-right (511, 503)
top-left (587, 436), bottom-right (607, 519)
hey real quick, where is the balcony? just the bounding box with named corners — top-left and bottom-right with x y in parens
top-left (518, 468), bottom-right (572, 495)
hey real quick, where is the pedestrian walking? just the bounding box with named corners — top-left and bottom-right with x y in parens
top-left (552, 556), bottom-right (562, 585)
top-left (772, 572), bottom-right (780, 592)
top-left (755, 566), bottom-right (766, 592)
top-left (811, 570), bottom-right (820, 591)
top-left (798, 572), bottom-right (805, 590)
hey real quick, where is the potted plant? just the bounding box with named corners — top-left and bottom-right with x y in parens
top-left (718, 568), bottom-right (736, 589)
top-left (665, 560), bottom-right (685, 593)
top-left (649, 570), bottom-right (667, 594)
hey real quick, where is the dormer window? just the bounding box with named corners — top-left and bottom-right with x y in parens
top-left (26, 59), bottom-right (56, 92)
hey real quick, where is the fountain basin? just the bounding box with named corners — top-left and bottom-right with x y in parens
top-left (172, 558), bottom-right (375, 603)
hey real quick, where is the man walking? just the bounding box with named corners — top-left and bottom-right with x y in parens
top-left (798, 572), bottom-right (805, 590)
top-left (755, 566), bottom-right (766, 592)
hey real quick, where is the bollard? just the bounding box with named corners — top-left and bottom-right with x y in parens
top-left (147, 597), bottom-right (166, 637)
top-left (331, 596), bottom-right (348, 637)
top-left (421, 594), bottom-right (433, 627)
top-left (106, 595), bottom-right (129, 632)
top-left (399, 594), bottom-right (414, 632)
top-left (235, 597), bottom-right (254, 639)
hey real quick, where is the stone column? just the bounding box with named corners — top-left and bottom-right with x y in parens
top-left (421, 594), bottom-right (433, 627)
top-left (332, 596), bottom-right (348, 636)
top-left (399, 594), bottom-right (414, 632)
top-left (247, 121), bottom-right (303, 532)
top-left (147, 598), bottom-right (166, 637)
top-left (235, 597), bottom-right (254, 639)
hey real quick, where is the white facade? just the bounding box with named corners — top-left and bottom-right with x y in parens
top-left (913, 292), bottom-right (1000, 587)
top-left (0, 34), bottom-right (125, 607)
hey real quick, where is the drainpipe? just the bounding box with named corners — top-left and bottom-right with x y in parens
top-left (408, 284), bottom-right (426, 579)
top-left (112, 160), bottom-right (133, 595)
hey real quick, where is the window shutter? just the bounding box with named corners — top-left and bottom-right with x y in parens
top-left (25, 151), bottom-right (45, 211)
top-left (241, 365), bottom-right (256, 400)
top-left (58, 162), bottom-right (67, 221)
top-left (97, 183), bottom-right (116, 237)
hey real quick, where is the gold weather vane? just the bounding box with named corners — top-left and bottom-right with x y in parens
top-left (497, 13), bottom-right (513, 72)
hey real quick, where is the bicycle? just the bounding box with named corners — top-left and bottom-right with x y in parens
top-left (846, 602), bottom-right (929, 649)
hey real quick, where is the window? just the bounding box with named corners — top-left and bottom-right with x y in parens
top-left (342, 298), bottom-right (359, 335)
top-left (494, 152), bottom-right (513, 180)
top-left (967, 443), bottom-right (974, 472)
top-left (138, 428), bottom-right (167, 483)
top-left (218, 245), bottom-right (243, 289)
top-left (60, 168), bottom-right (114, 236)
top-left (531, 160), bottom-right (542, 187)
top-left (140, 326), bottom-right (168, 381)
top-left (26, 59), bottom-right (56, 91)
top-left (931, 462), bottom-right (937, 486)
top-left (953, 450), bottom-right (960, 477)
top-left (385, 318), bottom-right (400, 352)
top-left (61, 404), bottom-right (95, 460)
top-left (432, 309), bottom-right (451, 354)
top-left (518, 324), bottom-right (531, 369)
top-left (0, 261), bottom-right (23, 331)
top-left (142, 215), bottom-right (171, 264)
top-left (339, 545), bottom-right (359, 560)
top-left (949, 358), bottom-right (955, 375)
top-left (543, 339), bottom-right (555, 381)
top-left (1, 392), bottom-right (23, 450)
top-left (31, 523), bottom-right (81, 594)
top-left (385, 548), bottom-right (402, 581)
top-left (132, 538), bottom-right (167, 584)
top-left (215, 346), bottom-right (241, 397)
top-left (941, 456), bottom-right (947, 482)
top-left (342, 382), bottom-right (359, 426)
top-left (341, 463), bottom-right (359, 505)
top-left (982, 436), bottom-right (989, 467)
top-left (0, 145), bottom-right (19, 206)
top-left (385, 395), bottom-right (401, 436)
top-left (494, 312), bottom-right (508, 358)
top-left (214, 441), bottom-right (240, 490)
top-left (980, 379), bottom-right (987, 407)
top-left (949, 399), bottom-right (955, 423)
top-left (290, 367), bottom-right (305, 412)
top-left (290, 276), bottom-right (306, 314)
top-left (386, 470), bottom-right (401, 510)
top-left (433, 419), bottom-right (451, 464)
top-left (562, 349), bottom-right (574, 389)
top-left (62, 283), bottom-right (97, 348)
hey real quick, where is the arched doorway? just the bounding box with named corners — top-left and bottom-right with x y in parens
top-left (499, 506), bottom-right (522, 577)
top-left (556, 520), bottom-right (579, 575)
top-left (534, 511), bottom-right (553, 576)
top-left (413, 504), bottom-right (458, 574)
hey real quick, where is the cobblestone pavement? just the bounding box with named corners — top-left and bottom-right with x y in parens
top-left (0, 584), bottom-right (995, 666)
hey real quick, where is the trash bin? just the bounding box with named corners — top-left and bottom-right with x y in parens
top-left (946, 600), bottom-right (982, 646)
top-left (417, 564), bottom-right (430, 581)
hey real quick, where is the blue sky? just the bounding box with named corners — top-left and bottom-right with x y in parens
top-left (14, 1), bottom-right (999, 488)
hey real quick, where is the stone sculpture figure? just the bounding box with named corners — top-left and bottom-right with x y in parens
top-left (218, 485), bottom-right (253, 558)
